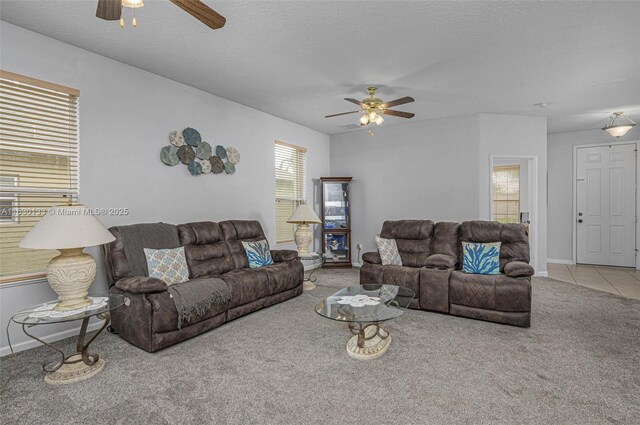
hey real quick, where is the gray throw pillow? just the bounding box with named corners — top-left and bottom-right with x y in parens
top-left (375, 236), bottom-right (402, 266)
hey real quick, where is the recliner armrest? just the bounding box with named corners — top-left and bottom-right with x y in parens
top-left (362, 252), bottom-right (382, 264)
top-left (424, 254), bottom-right (457, 269)
top-left (271, 250), bottom-right (298, 262)
top-left (115, 276), bottom-right (168, 294)
top-left (504, 261), bottom-right (535, 278)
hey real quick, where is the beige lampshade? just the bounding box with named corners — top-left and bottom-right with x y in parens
top-left (19, 205), bottom-right (115, 250)
top-left (287, 204), bottom-right (321, 224)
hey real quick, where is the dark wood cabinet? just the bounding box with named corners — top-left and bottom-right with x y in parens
top-left (321, 177), bottom-right (352, 268)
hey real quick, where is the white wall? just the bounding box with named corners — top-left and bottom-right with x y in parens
top-left (0, 23), bottom-right (330, 354)
top-left (547, 127), bottom-right (640, 263)
top-left (330, 113), bottom-right (548, 274)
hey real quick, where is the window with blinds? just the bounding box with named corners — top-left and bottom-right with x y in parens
top-left (275, 141), bottom-right (307, 243)
top-left (0, 70), bottom-right (79, 283)
top-left (492, 165), bottom-right (520, 223)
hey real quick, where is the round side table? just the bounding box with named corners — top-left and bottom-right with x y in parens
top-left (10, 294), bottom-right (126, 385)
top-left (298, 252), bottom-right (321, 290)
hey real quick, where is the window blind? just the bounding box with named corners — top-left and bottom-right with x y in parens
top-left (0, 70), bottom-right (79, 283)
top-left (275, 141), bottom-right (307, 243)
top-left (492, 165), bottom-right (520, 224)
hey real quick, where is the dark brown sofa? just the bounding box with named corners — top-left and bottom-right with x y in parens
top-left (360, 220), bottom-right (533, 327)
top-left (103, 220), bottom-right (303, 352)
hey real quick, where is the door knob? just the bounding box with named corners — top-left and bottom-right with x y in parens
top-left (578, 219), bottom-right (583, 223)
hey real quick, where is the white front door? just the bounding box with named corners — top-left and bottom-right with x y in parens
top-left (576, 144), bottom-right (636, 267)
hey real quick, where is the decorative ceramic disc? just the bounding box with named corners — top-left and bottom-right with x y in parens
top-left (188, 161), bottom-right (202, 176)
top-left (177, 145), bottom-right (196, 165)
top-left (215, 145), bottom-right (227, 159)
top-left (209, 156), bottom-right (225, 174)
top-left (169, 131), bottom-right (185, 147)
top-left (224, 161), bottom-right (236, 174)
top-left (160, 145), bottom-right (180, 166)
top-left (226, 147), bottom-right (241, 164)
top-left (196, 141), bottom-right (213, 160)
top-left (182, 127), bottom-right (202, 146)
top-left (196, 158), bottom-right (212, 174)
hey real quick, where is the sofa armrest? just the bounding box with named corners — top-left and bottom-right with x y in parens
top-left (271, 250), bottom-right (299, 262)
top-left (362, 252), bottom-right (382, 265)
top-left (424, 254), bottom-right (457, 269)
top-left (115, 276), bottom-right (168, 294)
top-left (504, 261), bottom-right (535, 278)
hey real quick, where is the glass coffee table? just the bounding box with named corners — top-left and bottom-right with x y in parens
top-left (10, 294), bottom-right (126, 385)
top-left (315, 284), bottom-right (415, 360)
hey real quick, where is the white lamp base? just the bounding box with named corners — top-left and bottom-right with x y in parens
top-left (294, 223), bottom-right (313, 255)
top-left (47, 248), bottom-right (96, 311)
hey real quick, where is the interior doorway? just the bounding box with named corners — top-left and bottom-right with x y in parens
top-left (489, 156), bottom-right (538, 272)
top-left (574, 143), bottom-right (637, 267)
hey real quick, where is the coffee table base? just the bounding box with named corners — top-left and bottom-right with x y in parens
top-left (44, 354), bottom-right (106, 385)
top-left (346, 323), bottom-right (391, 360)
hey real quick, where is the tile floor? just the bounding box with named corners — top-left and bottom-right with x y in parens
top-left (548, 263), bottom-right (640, 300)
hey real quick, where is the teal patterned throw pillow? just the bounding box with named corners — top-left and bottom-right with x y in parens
top-left (144, 247), bottom-right (189, 285)
top-left (242, 240), bottom-right (274, 268)
top-left (462, 242), bottom-right (501, 275)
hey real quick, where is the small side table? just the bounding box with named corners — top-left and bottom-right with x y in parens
top-left (10, 294), bottom-right (125, 385)
top-left (299, 252), bottom-right (321, 290)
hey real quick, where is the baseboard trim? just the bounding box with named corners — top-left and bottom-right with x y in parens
top-left (1, 321), bottom-right (103, 357)
top-left (304, 263), bottom-right (322, 272)
top-left (352, 262), bottom-right (362, 269)
top-left (536, 271), bottom-right (549, 277)
top-left (547, 258), bottom-right (575, 265)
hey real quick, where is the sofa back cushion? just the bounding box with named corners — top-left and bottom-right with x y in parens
top-left (178, 221), bottom-right (235, 278)
top-left (459, 221), bottom-right (529, 272)
top-left (432, 222), bottom-right (460, 262)
top-left (220, 220), bottom-right (268, 269)
top-left (380, 220), bottom-right (434, 267)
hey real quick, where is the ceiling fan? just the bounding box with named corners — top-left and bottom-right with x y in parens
top-left (325, 87), bottom-right (415, 133)
top-left (96, 0), bottom-right (226, 29)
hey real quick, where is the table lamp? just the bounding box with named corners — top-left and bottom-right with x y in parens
top-left (19, 205), bottom-right (116, 311)
top-left (287, 204), bottom-right (322, 255)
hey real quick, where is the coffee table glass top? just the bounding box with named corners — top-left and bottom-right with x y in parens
top-left (11, 294), bottom-right (126, 325)
top-left (315, 284), bottom-right (414, 323)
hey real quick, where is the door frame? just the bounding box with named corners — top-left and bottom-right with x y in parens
top-left (572, 140), bottom-right (639, 268)
top-left (489, 155), bottom-right (539, 273)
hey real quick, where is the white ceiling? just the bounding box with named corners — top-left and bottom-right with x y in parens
top-left (1, 0), bottom-right (639, 135)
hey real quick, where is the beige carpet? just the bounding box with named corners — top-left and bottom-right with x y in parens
top-left (1, 269), bottom-right (639, 424)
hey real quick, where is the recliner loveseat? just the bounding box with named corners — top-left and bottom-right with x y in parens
top-left (360, 220), bottom-right (533, 327)
top-left (103, 220), bottom-right (303, 352)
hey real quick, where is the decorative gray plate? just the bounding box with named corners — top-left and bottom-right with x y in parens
top-left (177, 145), bottom-right (196, 164)
top-left (196, 158), bottom-right (212, 174)
top-left (224, 161), bottom-right (236, 174)
top-left (160, 145), bottom-right (179, 166)
top-left (188, 161), bottom-right (202, 175)
top-left (182, 127), bottom-right (202, 146)
top-left (209, 156), bottom-right (225, 174)
top-left (169, 131), bottom-right (185, 147)
top-left (215, 145), bottom-right (227, 159)
top-left (226, 147), bottom-right (241, 165)
top-left (196, 141), bottom-right (213, 160)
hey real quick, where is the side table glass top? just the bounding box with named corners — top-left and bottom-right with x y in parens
top-left (11, 294), bottom-right (126, 325)
top-left (315, 284), bottom-right (414, 323)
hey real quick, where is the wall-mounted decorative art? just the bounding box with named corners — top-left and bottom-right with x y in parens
top-left (160, 127), bottom-right (241, 176)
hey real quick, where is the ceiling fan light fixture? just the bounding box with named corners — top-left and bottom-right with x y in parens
top-left (122, 0), bottom-right (144, 8)
top-left (359, 115), bottom-right (369, 125)
top-left (602, 112), bottom-right (636, 139)
top-left (375, 115), bottom-right (384, 125)
top-left (368, 111), bottom-right (378, 122)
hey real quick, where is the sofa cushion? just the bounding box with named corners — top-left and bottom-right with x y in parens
top-left (220, 220), bottom-right (267, 269)
top-left (504, 261), bottom-right (535, 278)
top-left (432, 222), bottom-right (460, 259)
top-left (380, 220), bottom-right (434, 267)
top-left (462, 242), bottom-right (501, 275)
top-left (220, 268), bottom-right (270, 308)
top-left (260, 261), bottom-right (303, 295)
top-left (242, 239), bottom-right (274, 268)
top-left (449, 271), bottom-right (531, 312)
top-left (178, 222), bottom-right (235, 278)
top-left (382, 266), bottom-right (420, 297)
top-left (147, 289), bottom-right (228, 333)
top-left (375, 236), bottom-right (402, 266)
top-left (460, 221), bottom-right (529, 272)
top-left (424, 254), bottom-right (457, 269)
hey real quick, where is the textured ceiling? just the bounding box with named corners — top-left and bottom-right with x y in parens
top-left (1, 0), bottom-right (639, 135)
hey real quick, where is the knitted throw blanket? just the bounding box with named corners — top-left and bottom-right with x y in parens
top-left (115, 223), bottom-right (181, 277)
top-left (167, 277), bottom-right (232, 329)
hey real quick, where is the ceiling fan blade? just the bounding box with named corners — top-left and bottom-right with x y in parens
top-left (170, 0), bottom-right (226, 29)
top-left (325, 111), bottom-right (360, 118)
top-left (382, 109), bottom-right (415, 119)
top-left (379, 96), bottom-right (415, 109)
top-left (345, 98), bottom-right (366, 108)
top-left (96, 0), bottom-right (122, 20)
